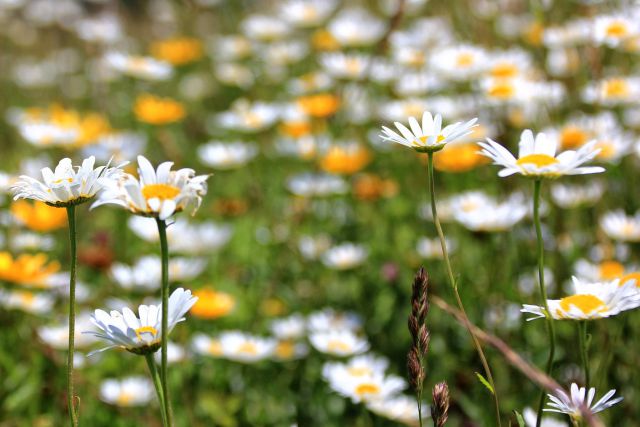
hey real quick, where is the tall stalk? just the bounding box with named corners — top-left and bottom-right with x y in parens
top-left (156, 219), bottom-right (173, 426)
top-left (578, 321), bottom-right (590, 389)
top-left (426, 153), bottom-right (501, 426)
top-left (66, 205), bottom-right (79, 427)
top-left (145, 354), bottom-right (169, 427)
top-left (533, 179), bottom-right (557, 427)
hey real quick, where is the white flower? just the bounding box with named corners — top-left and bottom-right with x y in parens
top-left (99, 377), bottom-right (154, 407)
top-left (286, 173), bottom-right (347, 197)
top-left (551, 181), bottom-right (604, 209)
top-left (0, 290), bottom-right (54, 315)
top-left (478, 129), bottom-right (605, 178)
top-left (279, 0), bottom-right (337, 27)
top-left (545, 383), bottom-right (623, 419)
top-left (328, 8), bottom-right (385, 47)
top-left (307, 308), bottom-right (362, 332)
top-left (38, 313), bottom-right (96, 349)
top-left (309, 329), bottom-right (369, 356)
top-left (270, 314), bottom-right (307, 340)
top-left (416, 236), bottom-right (455, 259)
top-left (381, 111), bottom-right (478, 153)
top-left (92, 155), bottom-right (209, 220)
top-left (216, 100), bottom-right (280, 132)
top-left (451, 191), bottom-right (527, 232)
top-left (104, 52), bottom-right (172, 80)
top-left (600, 210), bottom-right (640, 242)
top-left (523, 407), bottom-right (567, 427)
top-left (367, 395), bottom-right (427, 425)
top-left (322, 243), bottom-right (368, 270)
top-left (521, 277), bottom-right (640, 321)
top-left (324, 367), bottom-right (406, 404)
top-left (322, 354), bottom-right (389, 380)
top-left (197, 141), bottom-right (258, 170)
top-left (193, 331), bottom-right (276, 363)
top-left (593, 15), bottom-right (638, 47)
top-left (110, 256), bottom-right (207, 291)
top-left (86, 288), bottom-right (198, 355)
top-left (12, 156), bottom-right (124, 207)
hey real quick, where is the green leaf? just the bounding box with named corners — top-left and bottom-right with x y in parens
top-left (513, 410), bottom-right (525, 427)
top-left (475, 372), bottom-right (495, 395)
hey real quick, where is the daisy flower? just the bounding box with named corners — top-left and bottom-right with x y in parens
top-left (309, 329), bottom-right (369, 356)
top-left (85, 287), bottom-right (197, 355)
top-left (11, 156), bottom-right (124, 207)
top-left (545, 383), bottom-right (623, 420)
top-left (92, 155), bottom-right (208, 220)
top-left (99, 377), bottom-right (154, 407)
top-left (521, 277), bottom-right (640, 321)
top-left (380, 111), bottom-right (478, 153)
top-left (478, 129), bottom-right (605, 178)
top-left (600, 210), bottom-right (640, 242)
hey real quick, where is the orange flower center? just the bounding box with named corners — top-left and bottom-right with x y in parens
top-left (598, 260), bottom-right (625, 280)
top-left (516, 154), bottom-right (559, 168)
top-left (560, 126), bottom-right (589, 149)
top-left (603, 79), bottom-right (629, 98)
top-left (559, 294), bottom-right (607, 314)
top-left (355, 383), bottom-right (380, 396)
top-left (605, 21), bottom-right (628, 38)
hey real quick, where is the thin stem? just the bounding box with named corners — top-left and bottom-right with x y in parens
top-left (579, 321), bottom-right (590, 389)
top-left (156, 218), bottom-right (173, 427)
top-left (145, 354), bottom-right (169, 427)
top-left (417, 391), bottom-right (423, 427)
top-left (66, 205), bottom-right (78, 427)
top-left (533, 179), bottom-right (557, 427)
top-left (426, 153), bottom-right (501, 426)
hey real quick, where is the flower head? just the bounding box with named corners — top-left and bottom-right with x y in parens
top-left (92, 155), bottom-right (209, 220)
top-left (86, 287), bottom-right (197, 355)
top-left (479, 129), bottom-right (605, 178)
top-left (545, 383), bottom-right (623, 420)
top-left (11, 156), bottom-right (124, 207)
top-left (380, 111), bottom-right (478, 153)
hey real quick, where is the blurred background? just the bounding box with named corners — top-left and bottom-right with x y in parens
top-left (0, 0), bottom-right (640, 425)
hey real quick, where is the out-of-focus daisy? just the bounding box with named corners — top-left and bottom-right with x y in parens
top-left (593, 15), bottom-right (638, 47)
top-left (298, 234), bottom-right (332, 260)
top-left (272, 340), bottom-right (309, 361)
top-left (309, 329), bottom-right (369, 356)
top-left (550, 181), bottom-right (605, 209)
top-left (0, 252), bottom-right (60, 288)
top-left (545, 383), bottom-right (623, 420)
top-left (0, 289), bottom-right (54, 314)
top-left (206, 331), bottom-right (276, 363)
top-left (322, 243), bottom-right (367, 270)
top-left (128, 217), bottom-right (232, 254)
top-left (451, 191), bottom-right (527, 232)
top-left (134, 94), bottom-right (185, 125)
top-left (241, 14), bottom-right (291, 42)
top-left (600, 210), bottom-right (640, 242)
top-left (324, 369), bottom-right (405, 404)
top-left (327, 8), bottom-right (385, 47)
top-left (110, 256), bottom-right (206, 291)
top-left (216, 100), bottom-right (279, 132)
top-left (319, 142), bottom-right (371, 175)
top-left (190, 289), bottom-right (235, 319)
top-left (320, 53), bottom-right (370, 80)
top-left (574, 259), bottom-right (626, 282)
top-left (12, 156), bottom-right (124, 207)
top-left (416, 236), bottom-right (455, 259)
top-left (280, 0), bottom-right (337, 27)
top-left (261, 41), bottom-right (309, 67)
top-left (150, 37), bottom-right (203, 65)
top-left (523, 407), bottom-right (567, 427)
top-left (9, 232), bottom-right (55, 252)
top-left (214, 63), bottom-right (254, 88)
top-left (367, 395), bottom-right (426, 425)
top-left (10, 200), bottom-right (67, 231)
top-left (431, 45), bottom-right (488, 81)
top-left (479, 129), bottom-right (605, 178)
top-left (99, 377), bottom-right (154, 407)
top-left (308, 308), bottom-right (362, 332)
top-left (323, 354), bottom-right (389, 379)
top-left (521, 277), bottom-right (640, 321)
top-left (38, 314), bottom-right (97, 349)
top-left (83, 132), bottom-right (147, 164)
top-left (104, 52), bottom-right (172, 80)
top-left (287, 173), bottom-right (347, 197)
top-left (154, 341), bottom-right (186, 365)
top-left (582, 76), bottom-right (640, 106)
top-left (93, 155), bottom-right (208, 220)
top-left (270, 314), bottom-right (306, 340)
top-left (381, 111), bottom-right (478, 153)
top-left (86, 288), bottom-right (198, 355)
top-left (197, 141), bottom-right (258, 170)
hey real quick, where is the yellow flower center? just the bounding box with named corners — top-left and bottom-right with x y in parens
top-left (355, 383), bottom-right (380, 396)
top-left (134, 326), bottom-right (158, 341)
top-left (559, 294), bottom-right (607, 315)
top-left (603, 79), bottom-right (629, 98)
top-left (417, 134), bottom-right (446, 146)
top-left (275, 341), bottom-right (295, 359)
top-left (208, 341), bottom-right (223, 356)
top-left (142, 184), bottom-right (181, 201)
top-left (516, 154), bottom-right (559, 168)
top-left (596, 141), bottom-right (615, 159)
top-left (488, 81), bottom-right (516, 99)
top-left (327, 339), bottom-right (351, 353)
top-left (237, 342), bottom-right (258, 355)
top-left (347, 367), bottom-right (372, 377)
top-left (599, 260), bottom-right (625, 280)
top-left (605, 21), bottom-right (628, 38)
top-left (456, 53), bottom-right (474, 68)
top-left (491, 63), bottom-right (519, 79)
top-left (117, 391), bottom-right (135, 406)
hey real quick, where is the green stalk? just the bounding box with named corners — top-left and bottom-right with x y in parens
top-left (533, 179), bottom-right (557, 427)
top-left (155, 218), bottom-right (174, 426)
top-left (145, 354), bottom-right (169, 427)
top-left (578, 321), bottom-right (590, 389)
top-left (66, 205), bottom-right (79, 427)
top-left (427, 153), bottom-right (501, 426)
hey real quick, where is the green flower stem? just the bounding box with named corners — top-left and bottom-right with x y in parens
top-left (533, 179), bottom-right (557, 427)
top-left (155, 218), bottom-right (173, 427)
top-left (578, 321), bottom-right (590, 389)
top-left (66, 205), bottom-right (79, 427)
top-left (426, 153), bottom-right (501, 426)
top-left (417, 390), bottom-right (423, 427)
top-left (145, 353), bottom-right (169, 427)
